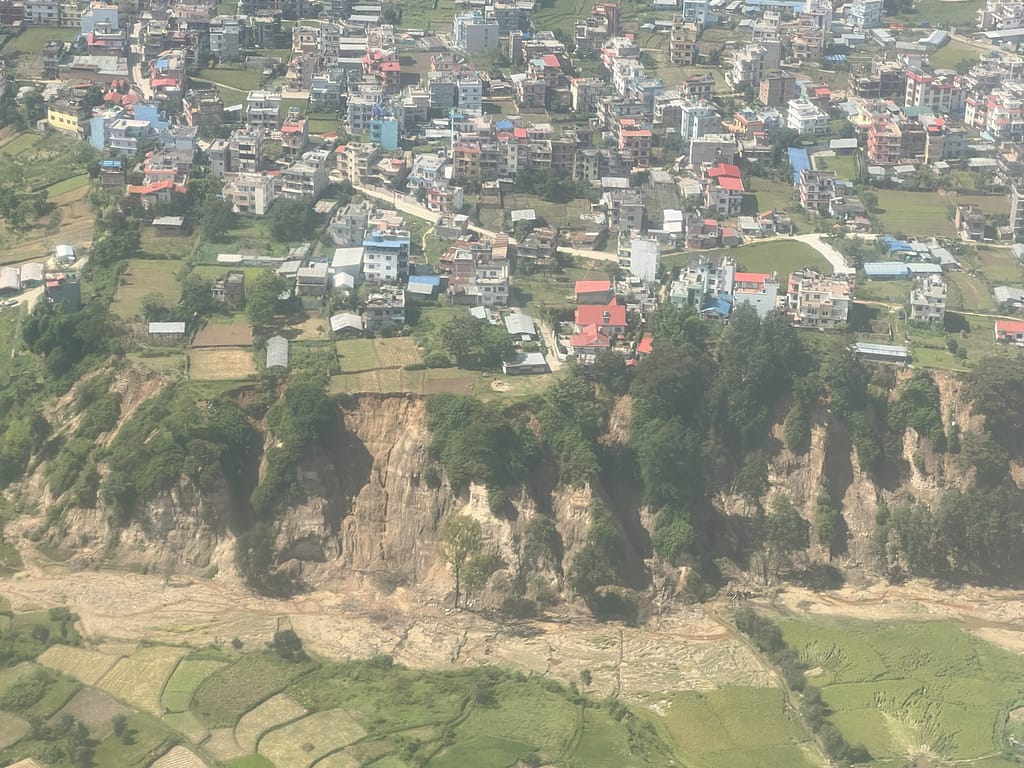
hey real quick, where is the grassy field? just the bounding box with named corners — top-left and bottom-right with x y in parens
top-left (781, 618), bottom-right (1024, 763)
top-left (974, 246), bottom-right (1023, 284)
top-left (96, 646), bottom-right (186, 715)
top-left (949, 270), bottom-right (996, 310)
top-left (112, 260), bottom-right (182, 320)
top-left (45, 174), bottom-right (90, 197)
top-left (665, 240), bottom-right (831, 277)
top-left (196, 65), bottom-right (263, 91)
top-left (890, 0), bottom-right (983, 27)
top-left (813, 152), bottom-right (859, 181)
top-left (652, 686), bottom-right (820, 768)
top-left (854, 277), bottom-right (913, 304)
top-left (193, 652), bottom-right (316, 728)
top-left (872, 190), bottom-right (956, 238)
top-left (162, 658), bottom-right (228, 713)
top-left (928, 38), bottom-right (988, 70)
top-left (476, 193), bottom-right (592, 231)
top-left (0, 26), bottom-right (78, 54)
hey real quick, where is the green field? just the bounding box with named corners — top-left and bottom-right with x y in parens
top-left (0, 132), bottom-right (42, 156)
top-left (780, 618), bottom-right (1024, 763)
top-left (161, 658), bottom-right (228, 713)
top-left (890, 0), bottom-right (983, 27)
top-left (111, 260), bottom-right (182, 320)
top-left (335, 338), bottom-right (380, 372)
top-left (476, 192), bottom-right (592, 231)
top-left (813, 152), bottom-right (859, 182)
top-left (928, 38), bottom-right (988, 70)
top-left (196, 65), bottom-right (263, 91)
top-left (974, 246), bottom-right (1023, 284)
top-left (872, 190), bottom-right (956, 238)
top-left (0, 26), bottom-right (78, 54)
top-left (666, 240), bottom-right (830, 277)
top-left (45, 174), bottom-right (90, 197)
top-left (192, 652), bottom-right (315, 728)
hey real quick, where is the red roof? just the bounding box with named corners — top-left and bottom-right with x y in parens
top-left (381, 61), bottom-right (401, 71)
top-left (542, 54), bottom-right (560, 67)
top-left (735, 272), bottom-right (769, 285)
top-left (150, 77), bottom-right (178, 88)
top-left (575, 279), bottom-right (611, 295)
top-left (708, 163), bottom-right (741, 178)
top-left (996, 319), bottom-right (1024, 334)
top-left (571, 324), bottom-right (611, 349)
top-left (637, 335), bottom-right (653, 355)
top-left (281, 120), bottom-right (306, 132)
top-left (575, 301), bottom-right (626, 328)
top-left (127, 179), bottom-right (175, 195)
top-left (717, 176), bottom-right (745, 192)
top-left (513, 127), bottom-right (528, 139)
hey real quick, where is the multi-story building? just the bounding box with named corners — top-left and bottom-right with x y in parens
top-left (799, 168), bottom-right (837, 213)
top-left (788, 269), bottom-right (850, 328)
top-left (733, 271), bottom-right (780, 317)
top-left (847, 0), bottom-right (883, 28)
top-left (670, 18), bottom-right (699, 65)
top-left (229, 129), bottom-right (264, 173)
top-left (362, 286), bottom-right (406, 329)
top-left (335, 141), bottom-right (382, 185)
top-left (618, 232), bottom-right (661, 282)
top-left (80, 2), bottom-right (117, 33)
top-left (680, 0), bottom-right (708, 27)
top-left (787, 98), bottom-right (829, 135)
top-left (330, 200), bottom-right (374, 247)
top-left (905, 69), bottom-right (964, 114)
top-left (183, 89), bottom-right (225, 137)
top-left (362, 229), bottom-right (411, 283)
top-left (456, 76), bottom-right (483, 112)
top-left (570, 77), bottom-right (605, 114)
top-left (212, 271), bottom-right (246, 308)
top-left (956, 204), bottom-right (987, 240)
top-left (209, 15), bottom-right (243, 61)
top-left (280, 148), bottom-right (330, 201)
top-left (280, 114), bottom-right (307, 158)
top-left (852, 61), bottom-right (906, 100)
top-left (670, 254), bottom-right (736, 308)
top-left (1010, 185), bottom-right (1024, 241)
top-left (617, 118), bottom-right (652, 168)
top-left (46, 97), bottom-right (89, 138)
top-left (426, 185), bottom-right (464, 214)
top-left (759, 72), bottom-right (795, 107)
top-left (680, 99), bottom-right (722, 140)
top-left (909, 275), bottom-right (947, 323)
top-left (731, 45), bottom-right (767, 88)
top-left (978, 0), bottom-right (1024, 30)
top-left (602, 188), bottom-right (645, 232)
top-left (245, 90), bottom-right (281, 131)
top-left (453, 11), bottom-right (499, 52)
top-left (25, 0), bottom-right (60, 25)
top-left (705, 164), bottom-right (745, 216)
top-left (867, 120), bottom-right (902, 165)
top-left (310, 72), bottom-right (345, 111)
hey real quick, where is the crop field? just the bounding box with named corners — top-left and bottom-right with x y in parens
top-left (780, 618), bottom-right (1024, 763)
top-left (38, 644), bottom-right (119, 686)
top-left (257, 709), bottom-right (367, 768)
top-left (0, 711), bottom-right (28, 749)
top-left (336, 338), bottom-right (381, 372)
top-left (665, 240), bottom-right (830, 277)
top-left (189, 348), bottom-right (258, 380)
top-left (151, 745), bottom-right (210, 768)
top-left (330, 367), bottom-right (479, 396)
top-left (192, 653), bottom-right (316, 729)
top-left (53, 687), bottom-right (133, 739)
top-left (164, 710), bottom-right (211, 743)
top-left (974, 247), bottom-right (1023, 284)
top-left (112, 260), bottom-right (182, 321)
top-left (948, 271), bottom-right (996, 311)
top-left (162, 659), bottom-right (229, 713)
top-left (235, 693), bottom-right (307, 752)
top-left (654, 686), bottom-right (819, 768)
top-left (476, 192), bottom-right (592, 231)
top-left (89, 712), bottom-right (176, 768)
top-left (95, 646), bottom-right (186, 715)
top-left (374, 337), bottom-right (423, 368)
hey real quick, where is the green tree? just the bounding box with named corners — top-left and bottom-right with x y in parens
top-left (246, 270), bottom-right (288, 328)
top-left (268, 198), bottom-right (315, 241)
top-left (440, 316), bottom-right (513, 370)
top-left (763, 495), bottom-right (809, 578)
top-left (199, 198), bottom-right (235, 243)
top-left (270, 629), bottom-right (307, 661)
top-left (439, 514), bottom-right (484, 609)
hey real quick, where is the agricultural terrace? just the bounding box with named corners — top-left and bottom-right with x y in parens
top-left (780, 618), bottom-right (1024, 764)
top-left (96, 645), bottom-right (186, 714)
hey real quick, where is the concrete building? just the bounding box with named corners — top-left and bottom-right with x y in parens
top-left (848, 0), bottom-right (883, 28)
top-left (799, 168), bottom-right (837, 213)
top-left (362, 229), bottom-right (411, 283)
top-left (222, 173), bottom-right (275, 215)
top-left (211, 271), bottom-right (246, 308)
top-left (788, 268), bottom-right (850, 328)
top-left (680, 0), bottom-right (708, 27)
top-left (619, 232), bottom-right (661, 282)
top-left (670, 18), bottom-right (699, 65)
top-left (280, 148), bottom-right (331, 200)
top-left (909, 275), bottom-right (947, 323)
top-left (330, 200), bottom-right (374, 247)
top-left (246, 90), bottom-right (282, 131)
top-left (453, 11), bottom-right (499, 53)
top-left (787, 98), bottom-right (829, 135)
top-left (759, 72), bottom-right (795, 107)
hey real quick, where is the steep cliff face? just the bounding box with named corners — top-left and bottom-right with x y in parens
top-left (31, 366), bottom-right (1017, 608)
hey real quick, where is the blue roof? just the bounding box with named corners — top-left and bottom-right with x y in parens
top-left (863, 262), bottom-right (910, 277)
top-left (788, 147), bottom-right (810, 186)
top-left (496, 120), bottom-right (514, 130)
top-left (363, 237), bottom-right (408, 248)
top-left (880, 236), bottom-right (915, 253)
top-left (408, 275), bottom-right (441, 285)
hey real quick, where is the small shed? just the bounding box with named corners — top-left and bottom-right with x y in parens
top-left (330, 312), bottom-right (364, 337)
top-left (854, 342), bottom-right (909, 364)
top-left (55, 244), bottom-right (76, 264)
top-left (148, 321), bottom-right (186, 343)
top-left (504, 312), bottom-right (537, 340)
top-left (502, 352), bottom-right (549, 375)
top-left (19, 263), bottom-right (44, 287)
top-left (266, 335), bottom-right (289, 369)
top-left (863, 262), bottom-right (910, 279)
top-left (829, 138), bottom-right (858, 153)
top-left (0, 267), bottom-right (20, 294)
top-left (152, 216), bottom-right (188, 236)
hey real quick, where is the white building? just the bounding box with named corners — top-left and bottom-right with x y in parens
top-left (847, 0), bottom-right (883, 29)
top-left (733, 271), bottom-right (780, 318)
top-left (909, 275), bottom-right (947, 323)
top-left (222, 172), bottom-right (276, 215)
top-left (280, 149), bottom-right (331, 201)
top-left (787, 98), bottom-right (830, 135)
top-left (246, 91), bottom-right (282, 132)
top-left (620, 233), bottom-right (661, 283)
top-left (362, 229), bottom-right (411, 283)
top-left (453, 11), bottom-right (500, 53)
top-left (80, 2), bottom-right (118, 34)
top-left (456, 77), bottom-right (483, 112)
top-left (680, 0), bottom-right (709, 27)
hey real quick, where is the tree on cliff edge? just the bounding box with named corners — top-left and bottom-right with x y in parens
top-left (439, 514), bottom-right (483, 610)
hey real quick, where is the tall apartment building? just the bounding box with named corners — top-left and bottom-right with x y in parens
top-left (1011, 185), bottom-right (1024, 241)
top-left (905, 69), bottom-right (964, 114)
top-left (229, 129), bottom-right (264, 173)
top-left (788, 268), bottom-right (850, 328)
top-left (759, 71), bottom-right (795, 107)
top-left (909, 275), bottom-right (947, 323)
top-left (245, 90), bottom-right (282, 131)
top-left (847, 0), bottom-right (883, 29)
top-left (453, 11), bottom-right (499, 53)
top-left (670, 19), bottom-right (698, 66)
top-left (362, 229), bottom-right (411, 283)
top-left (731, 45), bottom-right (767, 88)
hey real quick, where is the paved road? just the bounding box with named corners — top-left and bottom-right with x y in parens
top-left (791, 233), bottom-right (856, 276)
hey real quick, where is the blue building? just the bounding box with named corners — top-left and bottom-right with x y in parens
top-left (369, 108), bottom-right (400, 151)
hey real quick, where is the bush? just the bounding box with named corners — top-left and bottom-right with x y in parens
top-left (424, 352), bottom-right (453, 368)
top-left (404, 362), bottom-right (426, 371)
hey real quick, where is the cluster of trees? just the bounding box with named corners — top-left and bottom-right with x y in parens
top-left (268, 198), bottom-right (316, 242)
top-left (0, 185), bottom-right (51, 229)
top-left (514, 169), bottom-right (599, 205)
top-left (22, 300), bottom-right (117, 379)
top-left (439, 316), bottom-right (513, 370)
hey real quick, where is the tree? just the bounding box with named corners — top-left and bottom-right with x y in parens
top-left (270, 629), bottom-right (307, 661)
top-left (199, 198), bottom-right (235, 243)
top-left (440, 316), bottom-right (513, 370)
top-left (246, 270), bottom-right (288, 328)
top-left (179, 273), bottom-right (218, 321)
top-left (268, 198), bottom-right (315, 242)
top-left (763, 495), bottom-right (809, 578)
top-left (438, 514), bottom-right (483, 609)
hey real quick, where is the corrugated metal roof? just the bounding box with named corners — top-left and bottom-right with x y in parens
top-left (149, 322), bottom-right (186, 334)
top-left (854, 342), bottom-right (909, 359)
top-left (504, 313), bottom-right (536, 336)
top-left (266, 335), bottom-right (289, 368)
top-left (863, 262), bottom-right (909, 277)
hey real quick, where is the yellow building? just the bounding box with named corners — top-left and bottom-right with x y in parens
top-left (47, 99), bottom-right (87, 137)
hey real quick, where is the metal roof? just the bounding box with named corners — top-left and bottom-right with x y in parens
top-left (149, 322), bottom-right (186, 334)
top-left (330, 312), bottom-right (363, 333)
top-left (504, 313), bottom-right (536, 337)
top-left (854, 342), bottom-right (909, 359)
top-left (907, 263), bottom-right (943, 275)
top-left (863, 262), bottom-right (909, 277)
top-left (266, 335), bottom-right (289, 368)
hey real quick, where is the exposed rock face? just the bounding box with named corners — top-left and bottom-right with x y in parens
top-left (31, 367), bottom-right (1022, 611)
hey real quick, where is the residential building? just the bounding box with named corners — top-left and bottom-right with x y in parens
top-left (426, 185), bottom-right (464, 213)
top-left (994, 318), bottom-right (1024, 345)
top-left (222, 173), bottom-right (275, 215)
top-left (574, 300), bottom-right (627, 337)
top-left (689, 133), bottom-right (737, 166)
top-left (296, 262), bottom-right (329, 297)
top-left (362, 229), bottom-right (411, 283)
top-left (209, 15), bottom-right (243, 61)
top-left (955, 204), bottom-right (986, 240)
top-left (619, 232), bottom-right (660, 282)
top-left (909, 275), bottom-right (947, 323)
top-left (787, 98), bottom-right (829, 135)
top-left (183, 89), bottom-right (225, 137)
top-left (905, 69), bottom-right (964, 114)
top-left (211, 271), bottom-right (246, 308)
top-left (847, 0), bottom-right (883, 28)
top-left (670, 18), bottom-right (699, 65)
top-left (867, 120), bottom-right (903, 165)
top-left (42, 40), bottom-right (66, 78)
top-left (362, 286), bottom-right (406, 329)
top-left (680, 0), bottom-right (708, 27)
top-left (280, 148), bottom-right (331, 200)
top-left (705, 164), bottom-right (745, 216)
top-left (246, 90), bottom-right (281, 131)
top-left (335, 142), bottom-right (382, 186)
top-left (602, 188), bottom-right (645, 232)
top-left (799, 168), bottom-right (837, 213)
top-left (26, 0), bottom-right (60, 25)
top-left (788, 269), bottom-right (850, 328)
top-left (331, 200), bottom-right (374, 247)
top-left (670, 254), bottom-right (736, 308)
top-left (281, 114), bottom-right (308, 158)
top-left (369, 114), bottom-right (400, 151)
top-left (1011, 185), bottom-right (1024, 241)
top-left (575, 279), bottom-right (613, 304)
top-left (229, 129), bottom-right (264, 173)
top-left (759, 72), bottom-right (795, 108)
top-left (80, 2), bottom-right (117, 34)
top-left (732, 271), bottom-right (780, 317)
top-left (47, 97), bottom-right (88, 137)
top-left (453, 11), bottom-right (499, 53)
top-left (731, 45), bottom-right (767, 89)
